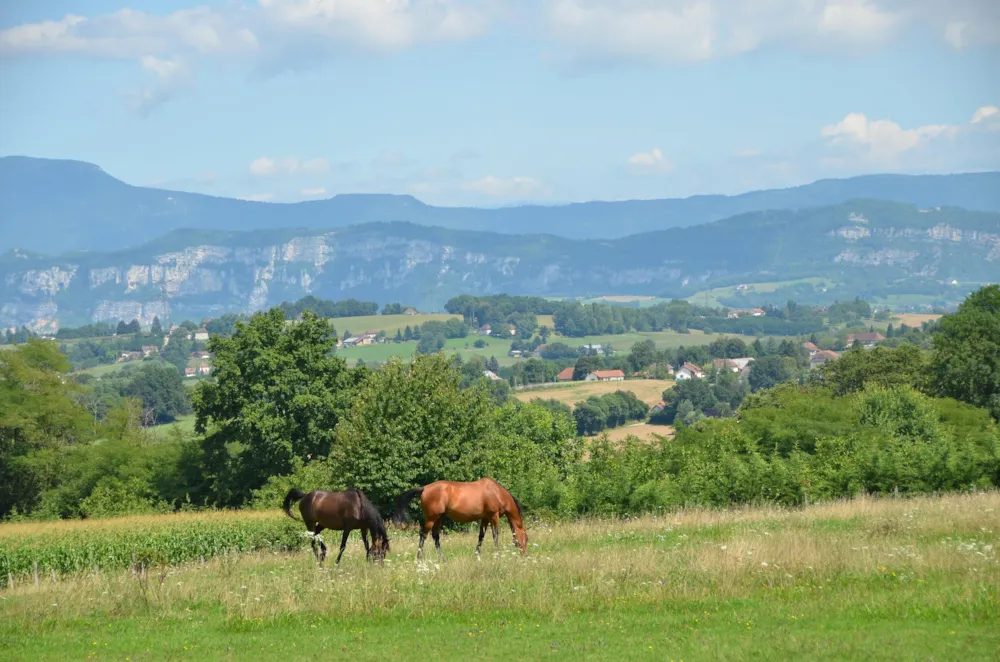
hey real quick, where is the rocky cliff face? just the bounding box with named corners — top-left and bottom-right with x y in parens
top-left (1, 202), bottom-right (997, 331)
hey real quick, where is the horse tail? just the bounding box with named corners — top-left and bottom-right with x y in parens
top-left (283, 488), bottom-right (307, 520)
top-left (392, 487), bottom-right (424, 526)
top-left (353, 489), bottom-right (390, 551)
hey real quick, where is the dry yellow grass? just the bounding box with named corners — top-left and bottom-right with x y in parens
top-left (597, 423), bottom-right (675, 443)
top-left (514, 379), bottom-right (673, 408)
top-left (893, 313), bottom-right (943, 326)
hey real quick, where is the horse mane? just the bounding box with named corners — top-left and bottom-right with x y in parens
top-left (493, 480), bottom-right (524, 519)
top-left (352, 488), bottom-right (390, 550)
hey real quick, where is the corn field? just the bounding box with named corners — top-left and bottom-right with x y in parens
top-left (0, 511), bottom-right (305, 587)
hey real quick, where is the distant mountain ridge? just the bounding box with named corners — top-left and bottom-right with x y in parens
top-left (2, 199), bottom-right (996, 331)
top-left (3, 155), bottom-right (1000, 254)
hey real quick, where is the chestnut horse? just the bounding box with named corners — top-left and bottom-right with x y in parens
top-left (392, 478), bottom-right (528, 561)
top-left (283, 488), bottom-right (390, 565)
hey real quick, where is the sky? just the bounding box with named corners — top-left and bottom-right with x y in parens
top-left (0, 1), bottom-right (998, 207)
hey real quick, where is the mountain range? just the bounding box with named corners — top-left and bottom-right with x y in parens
top-left (3, 156), bottom-right (1000, 254)
top-left (2, 198), bottom-right (997, 331)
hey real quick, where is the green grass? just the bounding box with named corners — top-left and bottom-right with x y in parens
top-left (686, 279), bottom-right (830, 309)
top-left (2, 492), bottom-right (997, 661)
top-left (78, 361), bottom-right (133, 377)
top-left (329, 313), bottom-right (461, 336)
top-left (564, 329), bottom-right (719, 351)
top-left (149, 414), bottom-right (197, 440)
top-left (336, 329), bottom-right (725, 367)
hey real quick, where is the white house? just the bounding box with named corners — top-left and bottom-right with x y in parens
top-left (585, 369), bottom-right (625, 382)
top-left (675, 362), bottom-right (705, 380)
top-left (194, 328), bottom-right (209, 342)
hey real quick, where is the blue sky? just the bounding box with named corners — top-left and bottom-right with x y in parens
top-left (1, 1), bottom-right (998, 206)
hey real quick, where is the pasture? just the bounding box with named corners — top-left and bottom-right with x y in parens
top-left (514, 379), bottom-right (672, 408)
top-left (1, 492), bottom-right (997, 660)
top-left (598, 422), bottom-right (675, 442)
top-left (893, 313), bottom-right (943, 326)
top-left (329, 313), bottom-right (460, 336)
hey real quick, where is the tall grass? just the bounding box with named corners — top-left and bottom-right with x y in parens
top-left (2, 492), bottom-right (996, 624)
top-left (0, 510), bottom-right (304, 586)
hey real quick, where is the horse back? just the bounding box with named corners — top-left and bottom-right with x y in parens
top-left (302, 489), bottom-right (363, 529)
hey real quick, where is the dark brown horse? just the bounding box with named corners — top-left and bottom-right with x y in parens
top-left (393, 477), bottom-right (528, 561)
top-left (284, 488), bottom-right (390, 565)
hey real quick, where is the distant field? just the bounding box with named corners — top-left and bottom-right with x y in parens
top-left (339, 328), bottom-right (731, 367)
top-left (335, 335), bottom-right (518, 367)
top-left (893, 313), bottom-right (943, 326)
top-left (536, 314), bottom-right (555, 329)
top-left (78, 361), bottom-right (131, 377)
top-left (598, 423), bottom-right (675, 442)
top-left (515, 379), bottom-right (672, 408)
top-left (686, 278), bottom-right (829, 308)
top-left (330, 313), bottom-right (459, 336)
top-left (564, 329), bottom-right (717, 351)
top-left (150, 413), bottom-right (197, 439)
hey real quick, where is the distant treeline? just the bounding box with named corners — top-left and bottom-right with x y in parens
top-left (278, 296), bottom-right (379, 319)
top-left (445, 294), bottom-right (857, 337)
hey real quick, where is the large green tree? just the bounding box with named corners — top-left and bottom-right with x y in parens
top-left (817, 344), bottom-right (926, 396)
top-left (930, 284), bottom-right (1000, 420)
top-left (191, 309), bottom-right (359, 505)
top-left (0, 340), bottom-right (90, 517)
top-left (330, 353), bottom-right (575, 511)
top-left (124, 362), bottom-right (192, 423)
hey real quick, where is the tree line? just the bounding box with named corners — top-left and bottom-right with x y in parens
top-left (2, 285), bottom-right (996, 521)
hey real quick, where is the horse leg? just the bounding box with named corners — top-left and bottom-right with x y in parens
top-left (362, 528), bottom-right (371, 561)
top-left (308, 523), bottom-right (322, 564)
top-left (490, 514), bottom-right (500, 556)
top-left (475, 521), bottom-right (487, 557)
top-left (315, 526), bottom-right (328, 565)
top-left (335, 529), bottom-right (351, 565)
top-left (432, 519), bottom-right (445, 563)
top-left (418, 518), bottom-right (433, 562)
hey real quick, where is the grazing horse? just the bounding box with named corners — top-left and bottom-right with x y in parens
top-left (283, 488), bottom-right (390, 565)
top-left (392, 477), bottom-right (528, 561)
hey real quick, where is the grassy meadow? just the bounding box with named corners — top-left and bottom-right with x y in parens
top-left (334, 328), bottom-right (721, 368)
top-left (515, 379), bottom-right (673, 408)
top-left (1, 492), bottom-right (997, 660)
top-left (330, 313), bottom-right (460, 336)
top-left (598, 422), bottom-right (675, 442)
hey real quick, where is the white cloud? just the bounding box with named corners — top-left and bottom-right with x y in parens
top-left (817, 104), bottom-right (1000, 172)
top-left (734, 148), bottom-right (761, 158)
top-left (819, 0), bottom-right (897, 39)
top-left (300, 187), bottom-right (328, 197)
top-left (971, 105), bottom-right (1000, 125)
top-left (820, 112), bottom-right (957, 163)
top-left (627, 147), bottom-right (675, 174)
top-left (250, 156), bottom-right (330, 176)
top-left (543, 0), bottom-right (999, 66)
top-left (257, 0), bottom-right (494, 53)
top-left (463, 175), bottom-right (550, 198)
top-left (125, 55), bottom-right (195, 116)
